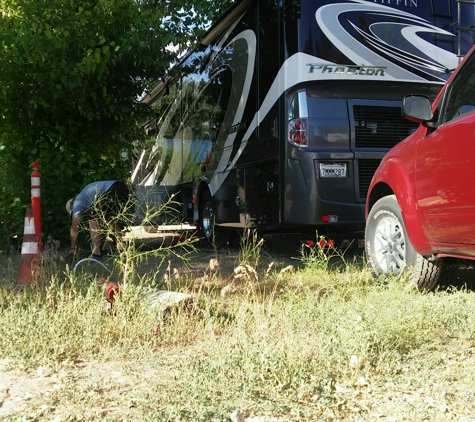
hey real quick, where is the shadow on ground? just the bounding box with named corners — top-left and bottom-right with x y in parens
top-left (438, 258), bottom-right (475, 292)
top-left (120, 228), bottom-right (475, 293)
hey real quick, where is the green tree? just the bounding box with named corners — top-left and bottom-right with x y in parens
top-left (0, 0), bottom-right (234, 250)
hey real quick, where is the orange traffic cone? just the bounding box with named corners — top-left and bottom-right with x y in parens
top-left (18, 205), bottom-right (41, 286)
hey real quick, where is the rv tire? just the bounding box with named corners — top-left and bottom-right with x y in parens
top-left (199, 190), bottom-right (228, 248)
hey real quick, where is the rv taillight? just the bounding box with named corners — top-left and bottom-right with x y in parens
top-left (321, 215), bottom-right (338, 223)
top-left (288, 118), bottom-right (308, 147)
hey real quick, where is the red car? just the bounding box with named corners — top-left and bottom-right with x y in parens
top-left (365, 44), bottom-right (475, 290)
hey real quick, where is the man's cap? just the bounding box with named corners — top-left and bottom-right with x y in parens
top-left (66, 198), bottom-right (74, 215)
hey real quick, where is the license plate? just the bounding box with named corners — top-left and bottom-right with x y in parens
top-left (319, 163), bottom-right (347, 178)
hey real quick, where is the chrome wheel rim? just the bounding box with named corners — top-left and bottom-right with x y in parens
top-left (372, 215), bottom-right (406, 274)
top-left (202, 200), bottom-right (214, 240)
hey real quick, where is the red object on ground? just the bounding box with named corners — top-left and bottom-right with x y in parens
top-left (106, 282), bottom-right (120, 302)
top-left (18, 205), bottom-right (41, 286)
top-left (31, 161), bottom-right (42, 251)
top-left (98, 277), bottom-right (120, 302)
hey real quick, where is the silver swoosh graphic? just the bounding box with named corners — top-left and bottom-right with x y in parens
top-left (316, 0), bottom-right (458, 81)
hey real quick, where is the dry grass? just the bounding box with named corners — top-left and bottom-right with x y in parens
top-left (1, 238), bottom-right (475, 421)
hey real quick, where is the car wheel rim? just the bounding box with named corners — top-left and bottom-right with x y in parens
top-left (202, 201), bottom-right (214, 240)
top-left (373, 215), bottom-right (406, 274)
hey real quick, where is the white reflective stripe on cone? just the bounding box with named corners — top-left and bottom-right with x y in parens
top-left (22, 242), bottom-right (39, 255)
top-left (23, 217), bottom-right (35, 235)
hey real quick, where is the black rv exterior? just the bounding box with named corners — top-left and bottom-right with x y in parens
top-left (132, 0), bottom-right (475, 246)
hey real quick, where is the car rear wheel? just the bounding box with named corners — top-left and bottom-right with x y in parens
top-left (365, 195), bottom-right (442, 290)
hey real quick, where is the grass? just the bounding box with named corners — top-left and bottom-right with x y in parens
top-left (1, 237), bottom-right (475, 421)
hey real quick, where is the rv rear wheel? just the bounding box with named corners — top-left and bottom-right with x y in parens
top-left (365, 195), bottom-right (442, 291)
top-left (199, 191), bottom-right (228, 248)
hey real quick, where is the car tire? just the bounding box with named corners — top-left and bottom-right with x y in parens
top-left (365, 195), bottom-right (442, 290)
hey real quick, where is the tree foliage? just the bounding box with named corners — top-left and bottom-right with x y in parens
top-left (0, 0), bottom-right (234, 249)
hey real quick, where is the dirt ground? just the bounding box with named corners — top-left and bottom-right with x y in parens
top-left (2, 342), bottom-right (475, 421)
top-left (120, 225), bottom-right (305, 281)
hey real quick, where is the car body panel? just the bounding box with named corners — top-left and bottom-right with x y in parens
top-left (415, 113), bottom-right (475, 246)
top-left (367, 129), bottom-right (437, 255)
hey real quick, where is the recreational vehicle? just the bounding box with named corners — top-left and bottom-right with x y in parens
top-left (132, 0), bottom-right (475, 247)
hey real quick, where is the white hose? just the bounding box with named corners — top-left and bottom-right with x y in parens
top-left (73, 258), bottom-right (111, 274)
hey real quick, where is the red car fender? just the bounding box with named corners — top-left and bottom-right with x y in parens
top-left (367, 156), bottom-right (434, 255)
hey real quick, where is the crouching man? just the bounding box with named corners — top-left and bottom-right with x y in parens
top-left (66, 180), bottom-right (130, 261)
